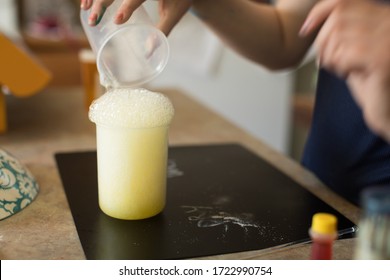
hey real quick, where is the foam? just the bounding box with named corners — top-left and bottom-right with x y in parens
top-left (89, 88), bottom-right (174, 128)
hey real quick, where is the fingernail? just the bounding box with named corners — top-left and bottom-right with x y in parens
top-left (88, 13), bottom-right (97, 25)
top-left (115, 13), bottom-right (124, 24)
top-left (95, 6), bottom-right (107, 25)
top-left (299, 19), bottom-right (311, 37)
top-left (145, 41), bottom-right (153, 59)
top-left (80, 0), bottom-right (85, 9)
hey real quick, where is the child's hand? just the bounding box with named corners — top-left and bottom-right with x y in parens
top-left (80, 0), bottom-right (192, 35)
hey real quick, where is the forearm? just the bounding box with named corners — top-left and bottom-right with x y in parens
top-left (192, 0), bottom-right (317, 70)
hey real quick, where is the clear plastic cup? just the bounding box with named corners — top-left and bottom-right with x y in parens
top-left (80, 0), bottom-right (169, 88)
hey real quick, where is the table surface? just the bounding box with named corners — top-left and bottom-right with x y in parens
top-left (0, 87), bottom-right (361, 260)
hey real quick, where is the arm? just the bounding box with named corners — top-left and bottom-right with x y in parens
top-left (81, 0), bottom-right (319, 70)
top-left (191, 0), bottom-right (319, 70)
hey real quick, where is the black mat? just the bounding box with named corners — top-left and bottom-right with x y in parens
top-left (55, 143), bottom-right (357, 259)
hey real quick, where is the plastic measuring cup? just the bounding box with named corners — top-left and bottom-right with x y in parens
top-left (80, 0), bottom-right (169, 88)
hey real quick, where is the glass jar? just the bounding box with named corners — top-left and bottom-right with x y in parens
top-left (355, 186), bottom-right (390, 259)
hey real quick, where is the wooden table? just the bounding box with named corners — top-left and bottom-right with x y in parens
top-left (0, 87), bottom-right (360, 259)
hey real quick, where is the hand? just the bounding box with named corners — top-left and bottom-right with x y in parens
top-left (300, 0), bottom-right (390, 142)
top-left (80, 0), bottom-right (192, 35)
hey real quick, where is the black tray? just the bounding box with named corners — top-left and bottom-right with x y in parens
top-left (55, 143), bottom-right (356, 259)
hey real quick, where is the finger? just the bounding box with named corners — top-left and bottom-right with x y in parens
top-left (322, 42), bottom-right (368, 80)
top-left (346, 72), bottom-right (367, 109)
top-left (114, 0), bottom-right (146, 24)
top-left (81, 0), bottom-right (93, 10)
top-left (156, 1), bottom-right (192, 35)
top-left (89, 0), bottom-right (115, 25)
top-left (156, 12), bottom-right (185, 36)
top-left (314, 10), bottom-right (349, 74)
top-left (339, 44), bottom-right (369, 75)
top-left (156, 19), bottom-right (174, 36)
top-left (312, 11), bottom-right (337, 68)
top-left (299, 0), bottom-right (339, 37)
top-left (323, 42), bottom-right (361, 79)
top-left (348, 71), bottom-right (390, 140)
top-left (318, 34), bottom-right (342, 75)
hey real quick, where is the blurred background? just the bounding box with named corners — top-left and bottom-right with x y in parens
top-left (0, 0), bottom-right (317, 161)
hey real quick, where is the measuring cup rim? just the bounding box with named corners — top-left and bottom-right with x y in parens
top-left (96, 24), bottom-right (170, 88)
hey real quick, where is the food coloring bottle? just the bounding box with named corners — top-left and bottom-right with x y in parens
top-left (309, 213), bottom-right (337, 260)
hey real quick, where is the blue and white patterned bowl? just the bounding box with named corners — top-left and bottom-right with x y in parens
top-left (0, 148), bottom-right (39, 220)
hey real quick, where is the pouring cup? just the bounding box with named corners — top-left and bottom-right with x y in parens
top-left (80, 0), bottom-right (169, 88)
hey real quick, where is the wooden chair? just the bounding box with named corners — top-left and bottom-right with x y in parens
top-left (0, 33), bottom-right (51, 133)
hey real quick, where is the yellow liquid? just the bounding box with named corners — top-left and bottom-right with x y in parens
top-left (96, 125), bottom-right (168, 219)
top-left (89, 88), bottom-right (174, 220)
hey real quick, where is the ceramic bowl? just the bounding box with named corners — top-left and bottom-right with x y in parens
top-left (0, 148), bottom-right (39, 220)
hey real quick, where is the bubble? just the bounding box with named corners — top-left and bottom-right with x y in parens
top-left (89, 88), bottom-right (174, 128)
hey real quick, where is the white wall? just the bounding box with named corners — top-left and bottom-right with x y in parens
top-left (147, 11), bottom-right (295, 154)
top-left (0, 0), bottom-right (19, 39)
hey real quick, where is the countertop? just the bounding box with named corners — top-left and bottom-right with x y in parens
top-left (0, 87), bottom-right (360, 260)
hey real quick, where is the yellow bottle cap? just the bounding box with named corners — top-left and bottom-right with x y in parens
top-left (311, 213), bottom-right (337, 235)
